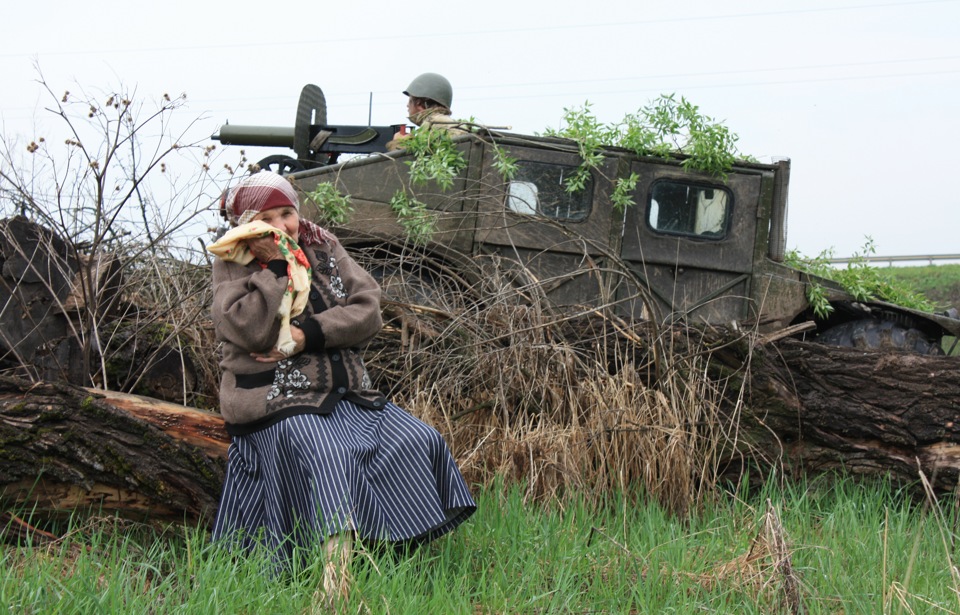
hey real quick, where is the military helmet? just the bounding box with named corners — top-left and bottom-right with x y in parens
top-left (403, 72), bottom-right (453, 109)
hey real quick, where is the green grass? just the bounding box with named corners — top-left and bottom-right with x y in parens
top-left (3, 476), bottom-right (958, 613)
top-left (879, 263), bottom-right (960, 354)
top-left (879, 263), bottom-right (960, 312)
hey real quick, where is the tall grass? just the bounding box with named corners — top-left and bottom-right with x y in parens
top-left (3, 476), bottom-right (957, 613)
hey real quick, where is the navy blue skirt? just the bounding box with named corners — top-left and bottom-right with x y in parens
top-left (212, 400), bottom-right (476, 560)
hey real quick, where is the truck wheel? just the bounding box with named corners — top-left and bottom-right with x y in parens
top-left (816, 319), bottom-right (944, 355)
top-left (255, 155), bottom-right (306, 175)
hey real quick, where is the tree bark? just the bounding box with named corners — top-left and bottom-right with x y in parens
top-left (0, 216), bottom-right (201, 403)
top-left (0, 376), bottom-right (226, 527)
top-left (737, 337), bottom-right (960, 490)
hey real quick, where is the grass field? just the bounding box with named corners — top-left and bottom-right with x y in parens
top-left (878, 263), bottom-right (960, 311)
top-left (3, 475), bottom-right (958, 614)
top-left (875, 263), bottom-right (960, 354)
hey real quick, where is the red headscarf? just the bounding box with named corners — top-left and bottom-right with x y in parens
top-left (221, 172), bottom-right (334, 247)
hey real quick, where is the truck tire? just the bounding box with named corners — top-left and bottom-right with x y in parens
top-left (816, 319), bottom-right (944, 355)
top-left (256, 154), bottom-right (306, 175)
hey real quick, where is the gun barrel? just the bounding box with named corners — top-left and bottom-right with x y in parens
top-left (213, 125), bottom-right (295, 148)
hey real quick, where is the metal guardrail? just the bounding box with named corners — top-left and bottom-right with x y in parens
top-left (828, 254), bottom-right (960, 266)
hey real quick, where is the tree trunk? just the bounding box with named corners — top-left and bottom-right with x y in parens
top-left (0, 376), bottom-right (226, 527)
top-left (736, 337), bottom-right (960, 490)
top-left (0, 216), bottom-right (202, 404)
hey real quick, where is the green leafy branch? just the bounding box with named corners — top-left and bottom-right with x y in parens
top-left (619, 94), bottom-right (747, 177)
top-left (402, 127), bottom-right (466, 190)
top-left (385, 126), bottom-right (471, 245)
top-left (389, 191), bottom-right (435, 247)
top-left (611, 172), bottom-right (640, 212)
top-left (545, 94), bottom-right (750, 207)
top-left (305, 181), bottom-right (353, 226)
top-left (785, 238), bottom-right (936, 319)
top-left (543, 102), bottom-right (610, 195)
top-left (491, 145), bottom-right (518, 182)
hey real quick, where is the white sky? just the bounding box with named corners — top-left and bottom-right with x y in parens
top-left (3, 0), bottom-right (959, 259)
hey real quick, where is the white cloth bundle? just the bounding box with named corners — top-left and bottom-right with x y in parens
top-left (209, 221), bottom-right (312, 356)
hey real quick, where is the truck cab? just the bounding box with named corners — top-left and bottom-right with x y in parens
top-left (288, 132), bottom-right (822, 334)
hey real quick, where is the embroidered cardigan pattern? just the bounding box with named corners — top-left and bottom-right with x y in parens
top-left (212, 237), bottom-right (386, 434)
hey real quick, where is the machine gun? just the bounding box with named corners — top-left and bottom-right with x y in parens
top-left (211, 84), bottom-right (405, 173)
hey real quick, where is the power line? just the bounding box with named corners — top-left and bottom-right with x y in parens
top-left (168, 54), bottom-right (960, 108)
top-left (338, 55), bottom-right (960, 97)
top-left (201, 66), bottom-right (960, 115)
top-left (3, 0), bottom-right (957, 58)
top-left (5, 63), bottom-right (955, 124)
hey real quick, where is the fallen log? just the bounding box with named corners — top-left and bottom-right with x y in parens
top-left (0, 376), bottom-right (227, 530)
top-left (92, 387), bottom-right (229, 460)
top-left (736, 337), bottom-right (960, 489)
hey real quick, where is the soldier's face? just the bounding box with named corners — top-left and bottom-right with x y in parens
top-left (407, 97), bottom-right (425, 116)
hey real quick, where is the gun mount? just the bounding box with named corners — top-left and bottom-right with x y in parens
top-left (211, 84), bottom-right (404, 173)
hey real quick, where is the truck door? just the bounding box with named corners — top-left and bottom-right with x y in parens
top-left (474, 143), bottom-right (619, 309)
top-left (618, 165), bottom-right (763, 325)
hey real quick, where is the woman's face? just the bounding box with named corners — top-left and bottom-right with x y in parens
top-left (253, 205), bottom-right (300, 242)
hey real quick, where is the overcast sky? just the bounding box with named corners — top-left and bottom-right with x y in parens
top-left (3, 0), bottom-right (958, 259)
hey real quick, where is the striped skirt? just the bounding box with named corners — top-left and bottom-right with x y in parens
top-left (211, 400), bottom-right (476, 562)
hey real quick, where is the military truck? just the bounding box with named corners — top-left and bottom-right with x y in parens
top-left (214, 85), bottom-right (960, 354)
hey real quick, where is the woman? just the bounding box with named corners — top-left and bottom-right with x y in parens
top-left (209, 171), bottom-right (476, 592)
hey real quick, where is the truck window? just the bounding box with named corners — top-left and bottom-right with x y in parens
top-left (647, 180), bottom-right (731, 238)
top-left (506, 160), bottom-right (592, 221)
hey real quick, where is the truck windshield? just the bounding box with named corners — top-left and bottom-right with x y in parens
top-left (647, 180), bottom-right (731, 238)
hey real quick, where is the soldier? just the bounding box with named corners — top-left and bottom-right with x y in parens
top-left (387, 72), bottom-right (467, 150)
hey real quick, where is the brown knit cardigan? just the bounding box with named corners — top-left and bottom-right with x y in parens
top-left (211, 237), bottom-right (387, 435)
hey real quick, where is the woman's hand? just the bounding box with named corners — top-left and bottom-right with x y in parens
top-left (246, 233), bottom-right (282, 263)
top-left (251, 325), bottom-right (306, 362)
